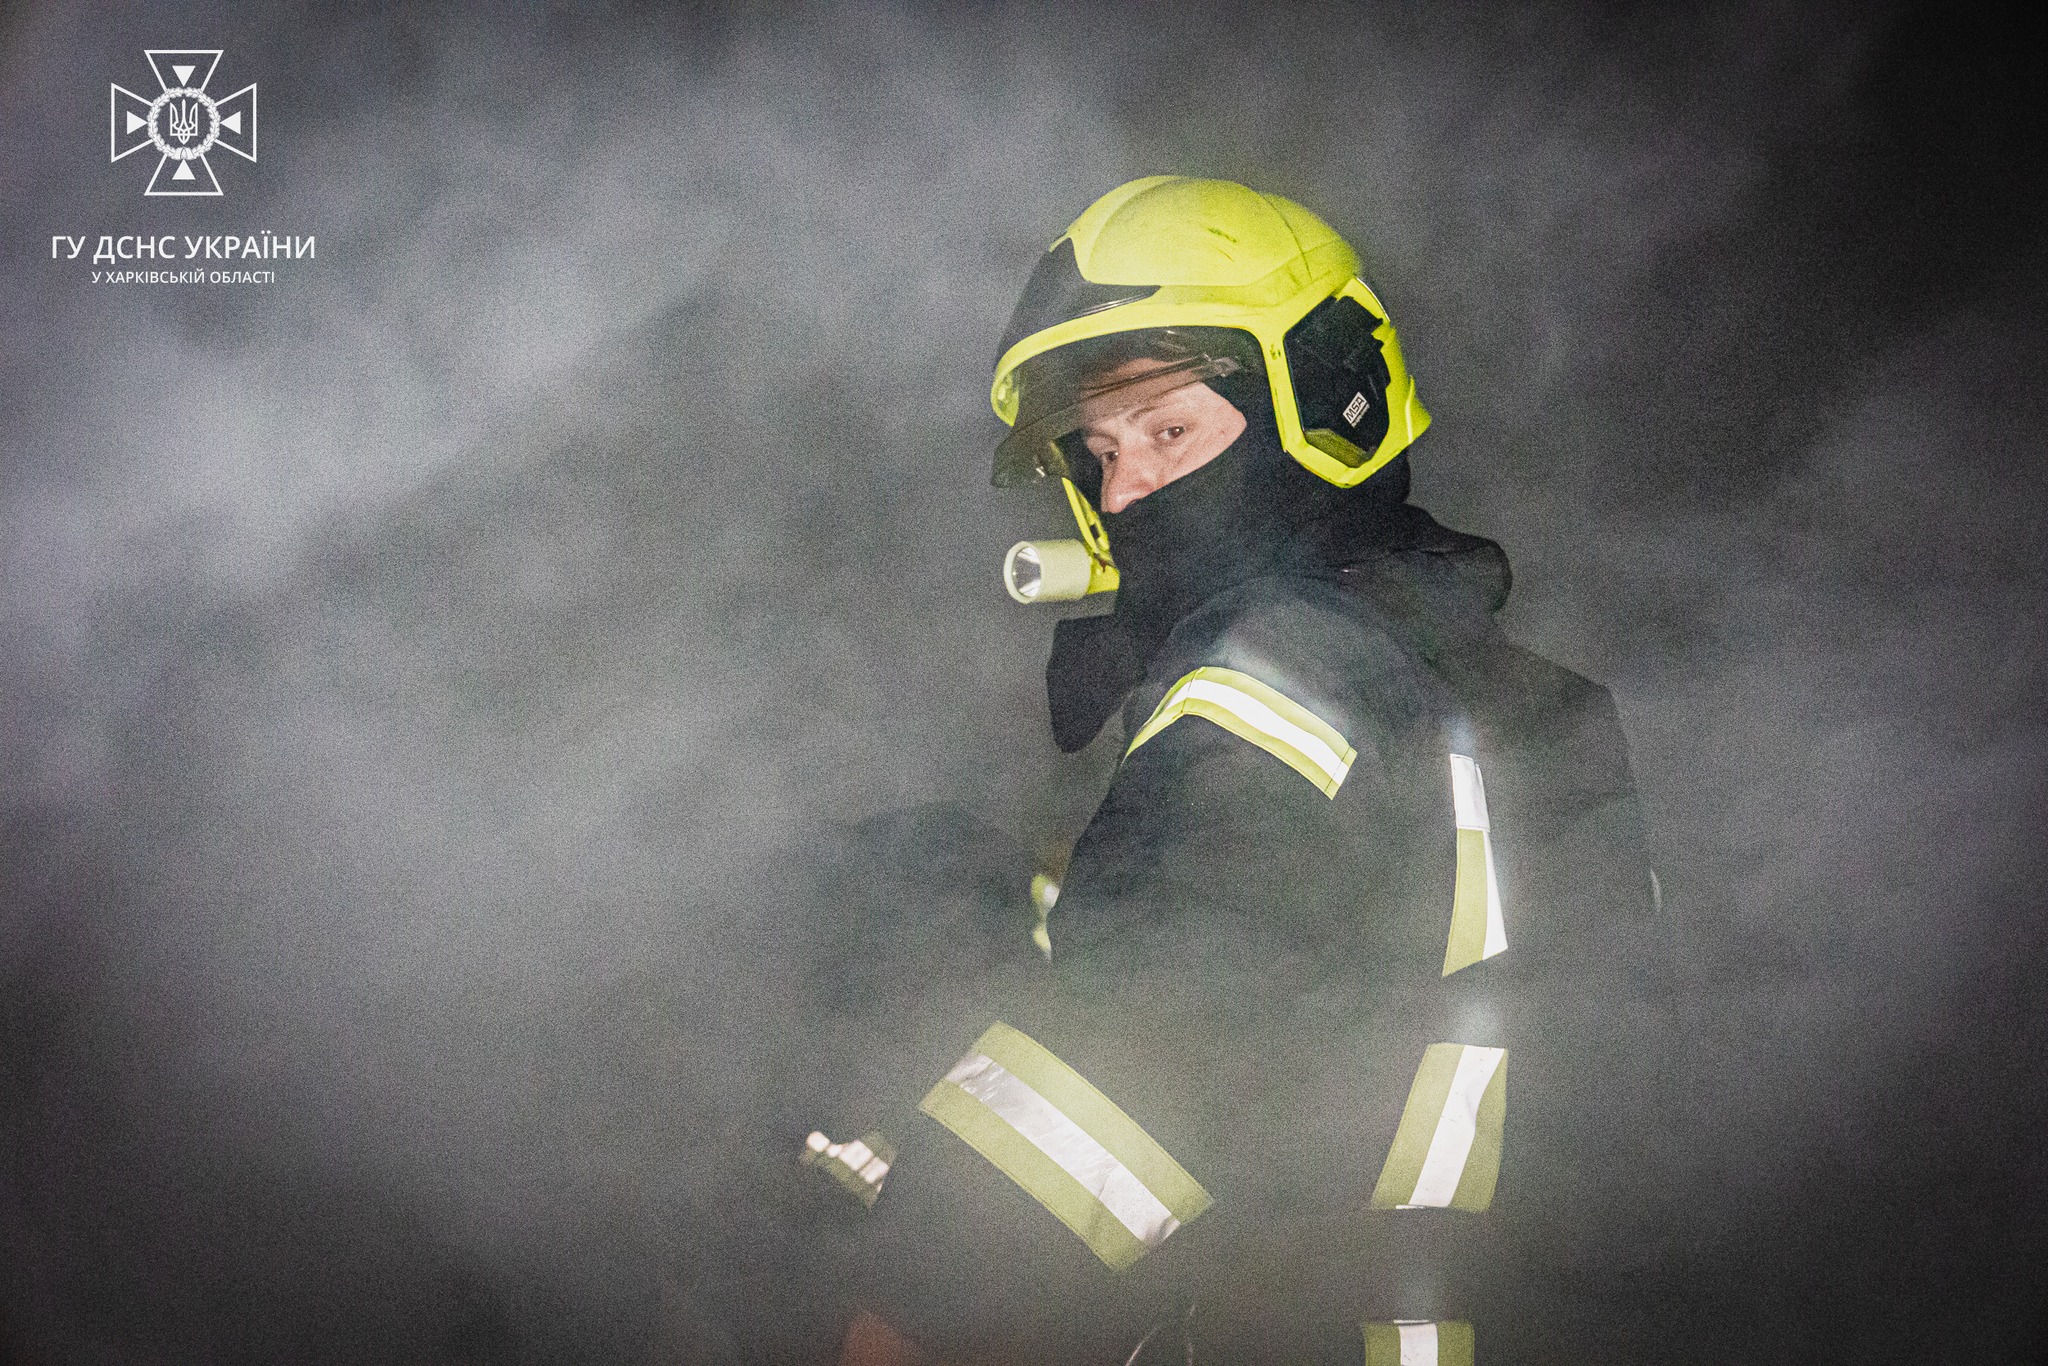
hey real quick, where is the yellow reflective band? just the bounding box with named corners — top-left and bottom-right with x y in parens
top-left (1125, 666), bottom-right (1355, 798)
top-left (1369, 1043), bottom-right (1507, 1212)
top-left (919, 1022), bottom-right (1212, 1271)
top-left (1362, 1320), bottom-right (1474, 1366)
top-left (1442, 754), bottom-right (1507, 975)
top-left (801, 1129), bottom-right (894, 1209)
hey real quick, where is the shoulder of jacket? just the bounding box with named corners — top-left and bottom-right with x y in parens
top-left (1125, 574), bottom-right (1435, 758)
top-left (1174, 574), bottom-right (1418, 687)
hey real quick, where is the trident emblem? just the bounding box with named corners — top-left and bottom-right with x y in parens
top-left (166, 98), bottom-right (200, 145)
top-left (110, 50), bottom-right (257, 197)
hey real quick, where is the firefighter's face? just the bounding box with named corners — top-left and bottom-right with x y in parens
top-left (1076, 359), bottom-right (1248, 513)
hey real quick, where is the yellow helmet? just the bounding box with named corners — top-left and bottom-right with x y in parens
top-left (991, 177), bottom-right (1430, 495)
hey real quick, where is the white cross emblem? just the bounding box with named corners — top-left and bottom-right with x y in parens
top-left (111, 50), bottom-right (257, 197)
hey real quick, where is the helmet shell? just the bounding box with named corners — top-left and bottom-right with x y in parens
top-left (991, 177), bottom-right (1429, 489)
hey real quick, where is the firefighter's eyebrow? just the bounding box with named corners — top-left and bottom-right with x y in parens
top-left (1081, 397), bottom-right (1186, 438)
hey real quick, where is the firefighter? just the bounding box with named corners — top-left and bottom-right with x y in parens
top-left (815, 177), bottom-right (1669, 1364)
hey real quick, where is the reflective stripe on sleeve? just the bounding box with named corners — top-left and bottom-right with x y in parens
top-left (1125, 666), bottom-right (1355, 798)
top-left (919, 1022), bottom-right (1212, 1271)
top-left (1369, 1043), bottom-right (1507, 1212)
top-left (1442, 754), bottom-right (1507, 975)
top-left (1362, 1320), bottom-right (1474, 1366)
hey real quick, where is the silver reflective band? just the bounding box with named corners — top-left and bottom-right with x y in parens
top-left (944, 1052), bottom-right (1181, 1249)
top-left (1450, 753), bottom-right (1506, 959)
top-left (1363, 1319), bottom-right (1473, 1366)
top-left (1449, 752), bottom-right (1490, 830)
top-left (1173, 677), bottom-right (1350, 787)
top-left (1397, 1321), bottom-right (1439, 1366)
top-left (1443, 753), bottom-right (1506, 973)
top-left (1401, 1046), bottom-right (1505, 1208)
top-left (1371, 1043), bottom-right (1506, 1212)
top-left (1127, 667), bottom-right (1356, 797)
top-left (921, 1023), bottom-right (1211, 1270)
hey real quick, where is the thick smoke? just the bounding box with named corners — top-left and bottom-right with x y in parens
top-left (4, 1), bottom-right (2044, 1360)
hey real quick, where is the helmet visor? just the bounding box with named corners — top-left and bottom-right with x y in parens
top-left (994, 238), bottom-right (1161, 364)
top-left (991, 352), bottom-right (1242, 487)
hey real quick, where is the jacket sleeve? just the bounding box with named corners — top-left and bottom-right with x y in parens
top-left (844, 609), bottom-right (1434, 1358)
top-left (1051, 703), bottom-right (1391, 985)
top-left (1044, 598), bottom-right (1425, 1011)
top-left (1012, 620), bottom-right (1433, 1197)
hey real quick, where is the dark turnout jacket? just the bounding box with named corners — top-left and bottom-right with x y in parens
top-left (847, 531), bottom-right (1671, 1364)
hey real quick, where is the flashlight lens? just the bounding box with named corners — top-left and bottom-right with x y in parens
top-left (1008, 544), bottom-right (1043, 600)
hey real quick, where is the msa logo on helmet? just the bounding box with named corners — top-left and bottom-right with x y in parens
top-left (1284, 294), bottom-right (1394, 466)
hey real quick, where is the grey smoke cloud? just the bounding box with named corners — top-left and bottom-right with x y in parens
top-left (4, 0), bottom-right (2044, 1359)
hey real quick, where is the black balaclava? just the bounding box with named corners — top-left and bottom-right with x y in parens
top-left (1044, 362), bottom-right (1442, 752)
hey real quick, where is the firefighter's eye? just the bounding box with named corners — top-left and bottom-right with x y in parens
top-left (1159, 425), bottom-right (1187, 441)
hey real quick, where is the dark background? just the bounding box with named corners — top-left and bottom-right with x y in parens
top-left (4, 1), bottom-right (2045, 1360)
